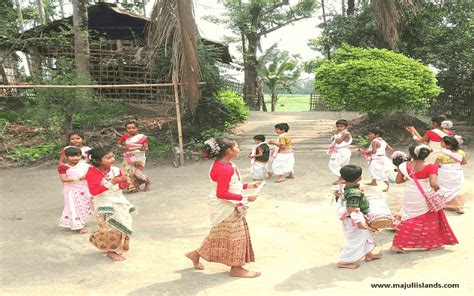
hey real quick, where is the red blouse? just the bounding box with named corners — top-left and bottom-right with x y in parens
top-left (210, 161), bottom-right (249, 201)
top-left (57, 164), bottom-right (70, 174)
top-left (426, 129), bottom-right (453, 142)
top-left (85, 166), bottom-right (129, 196)
top-left (408, 163), bottom-right (438, 179)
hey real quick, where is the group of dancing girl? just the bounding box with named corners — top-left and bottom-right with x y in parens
top-left (55, 114), bottom-right (466, 277)
top-left (57, 121), bottom-right (150, 261)
top-left (327, 115), bottom-right (466, 269)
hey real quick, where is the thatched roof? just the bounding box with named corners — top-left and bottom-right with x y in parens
top-left (16, 2), bottom-right (232, 63)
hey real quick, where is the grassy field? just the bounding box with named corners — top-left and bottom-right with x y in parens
top-left (264, 94), bottom-right (311, 112)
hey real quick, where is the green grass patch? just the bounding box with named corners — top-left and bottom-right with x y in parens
top-left (264, 94), bottom-right (311, 112)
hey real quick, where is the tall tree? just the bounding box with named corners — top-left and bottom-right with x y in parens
top-left (210, 0), bottom-right (317, 109)
top-left (71, 0), bottom-right (90, 77)
top-left (347, 0), bottom-right (355, 15)
top-left (36, 0), bottom-right (46, 24)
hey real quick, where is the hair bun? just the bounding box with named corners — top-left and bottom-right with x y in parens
top-left (203, 138), bottom-right (221, 158)
top-left (454, 135), bottom-right (464, 145)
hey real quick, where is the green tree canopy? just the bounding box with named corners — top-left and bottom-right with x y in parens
top-left (315, 45), bottom-right (442, 115)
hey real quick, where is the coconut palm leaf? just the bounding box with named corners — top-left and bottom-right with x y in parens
top-left (371, 0), bottom-right (417, 49)
top-left (146, 0), bottom-right (201, 112)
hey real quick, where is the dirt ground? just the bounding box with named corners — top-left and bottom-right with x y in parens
top-left (1, 111), bottom-right (473, 296)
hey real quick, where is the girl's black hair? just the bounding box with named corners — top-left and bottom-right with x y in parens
top-left (431, 115), bottom-right (446, 127)
top-left (64, 146), bottom-right (81, 157)
top-left (340, 165), bottom-right (362, 182)
top-left (125, 121), bottom-right (139, 128)
top-left (68, 131), bottom-right (85, 141)
top-left (368, 127), bottom-right (384, 137)
top-left (203, 137), bottom-right (237, 159)
top-left (392, 154), bottom-right (410, 168)
top-left (336, 119), bottom-right (349, 127)
top-left (442, 136), bottom-right (460, 151)
top-left (409, 145), bottom-right (431, 160)
top-left (89, 147), bottom-right (112, 167)
top-left (275, 123), bottom-right (289, 132)
top-left (253, 134), bottom-right (266, 142)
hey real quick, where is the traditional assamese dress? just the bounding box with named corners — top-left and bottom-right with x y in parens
top-left (424, 129), bottom-right (453, 163)
top-left (197, 161), bottom-right (255, 266)
top-left (337, 184), bottom-right (375, 264)
top-left (437, 149), bottom-right (465, 207)
top-left (85, 166), bottom-right (136, 254)
top-left (61, 145), bottom-right (91, 162)
top-left (119, 133), bottom-right (150, 190)
top-left (58, 162), bottom-right (93, 230)
top-left (328, 130), bottom-right (352, 177)
top-left (392, 162), bottom-right (458, 249)
top-left (272, 133), bottom-right (295, 176)
top-left (367, 138), bottom-right (394, 182)
top-left (250, 142), bottom-right (270, 180)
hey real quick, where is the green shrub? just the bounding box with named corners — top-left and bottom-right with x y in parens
top-left (146, 135), bottom-right (172, 158)
top-left (315, 45), bottom-right (442, 115)
top-left (10, 142), bottom-right (60, 162)
top-left (190, 91), bottom-right (249, 134)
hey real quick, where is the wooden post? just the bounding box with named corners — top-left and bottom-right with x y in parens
top-left (172, 71), bottom-right (185, 166)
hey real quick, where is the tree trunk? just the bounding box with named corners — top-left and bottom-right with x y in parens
top-left (62, 106), bottom-right (74, 134)
top-left (142, 0), bottom-right (147, 16)
top-left (242, 4), bottom-right (261, 110)
top-left (321, 0), bottom-right (331, 59)
top-left (72, 0), bottom-right (90, 78)
top-left (58, 0), bottom-right (65, 18)
top-left (271, 91), bottom-right (277, 112)
top-left (341, 0), bottom-right (346, 16)
top-left (347, 0), bottom-right (355, 15)
top-left (35, 0), bottom-right (46, 24)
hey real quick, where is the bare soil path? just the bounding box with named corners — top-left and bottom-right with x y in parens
top-left (1, 111), bottom-right (473, 296)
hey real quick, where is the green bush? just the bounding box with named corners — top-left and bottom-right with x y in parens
top-left (315, 45), bottom-right (442, 115)
top-left (146, 135), bottom-right (172, 158)
top-left (10, 142), bottom-right (60, 162)
top-left (191, 91), bottom-right (249, 134)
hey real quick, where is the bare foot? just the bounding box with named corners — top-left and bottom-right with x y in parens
top-left (77, 228), bottom-right (87, 234)
top-left (275, 177), bottom-right (285, 183)
top-left (286, 173), bottom-right (295, 179)
top-left (382, 187), bottom-right (389, 192)
top-left (390, 246), bottom-right (408, 254)
top-left (107, 252), bottom-right (126, 261)
top-left (144, 181), bottom-right (152, 192)
top-left (185, 251), bottom-right (204, 270)
top-left (229, 266), bottom-right (261, 278)
top-left (337, 262), bottom-right (360, 269)
top-left (365, 181), bottom-right (377, 186)
top-left (365, 253), bottom-right (382, 261)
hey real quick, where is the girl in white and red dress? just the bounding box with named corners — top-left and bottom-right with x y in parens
top-left (118, 121), bottom-right (151, 192)
top-left (58, 147), bottom-right (93, 233)
top-left (328, 119), bottom-right (352, 184)
top-left (391, 145), bottom-right (458, 254)
top-left (405, 115), bottom-right (454, 163)
top-left (85, 148), bottom-right (135, 261)
top-left (186, 137), bottom-right (262, 278)
top-left (358, 128), bottom-right (394, 192)
top-left (435, 135), bottom-right (467, 214)
top-left (58, 131), bottom-right (91, 165)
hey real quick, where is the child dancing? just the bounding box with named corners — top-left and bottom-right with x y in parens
top-left (85, 148), bottom-right (136, 261)
top-left (358, 128), bottom-right (394, 192)
top-left (248, 134), bottom-right (271, 180)
top-left (328, 119), bottom-right (352, 185)
top-left (268, 123), bottom-right (295, 183)
top-left (119, 121), bottom-right (151, 192)
top-left (336, 165), bottom-right (381, 269)
top-left (58, 147), bottom-right (93, 233)
top-left (436, 136), bottom-right (467, 214)
top-left (58, 131), bottom-right (91, 165)
top-left (186, 137), bottom-right (261, 278)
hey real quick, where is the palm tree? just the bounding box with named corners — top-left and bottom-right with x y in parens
top-left (371, 0), bottom-right (416, 49)
top-left (146, 0), bottom-right (201, 112)
top-left (259, 53), bottom-right (301, 112)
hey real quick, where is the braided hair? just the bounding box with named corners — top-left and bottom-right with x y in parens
top-left (201, 137), bottom-right (236, 159)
